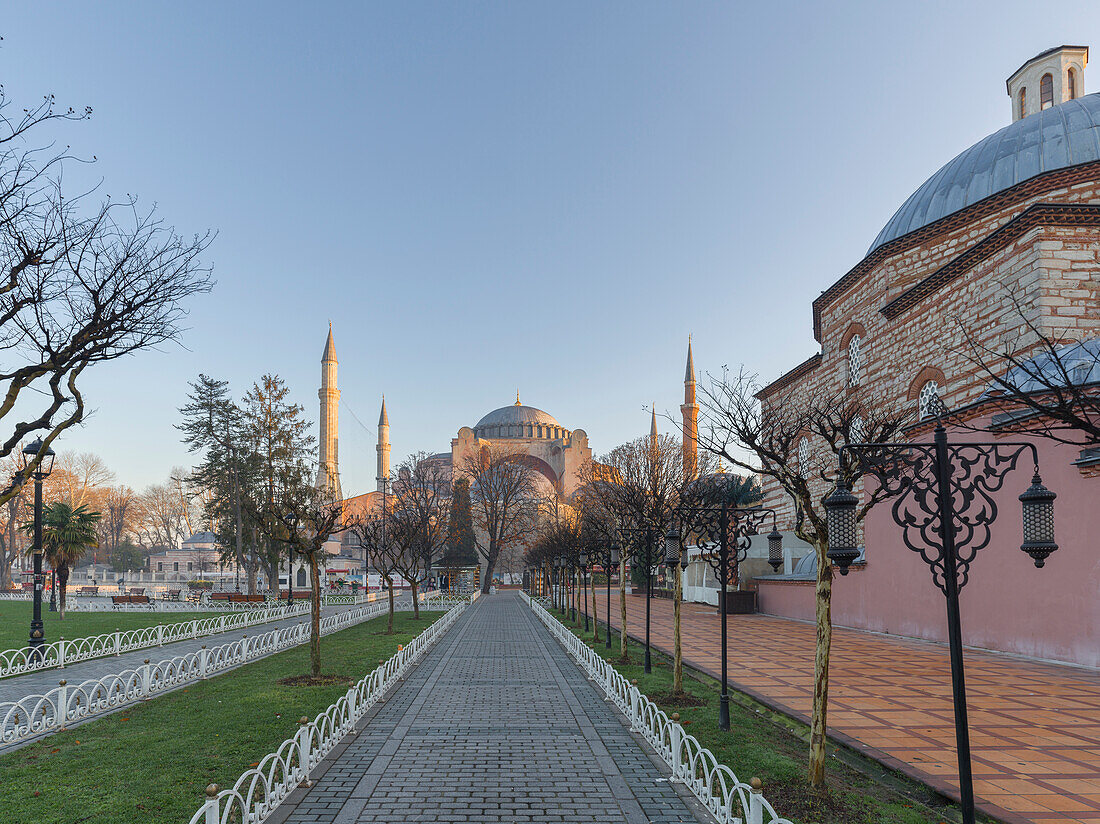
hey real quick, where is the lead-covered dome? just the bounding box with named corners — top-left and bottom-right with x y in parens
top-left (869, 93), bottom-right (1100, 254)
top-left (474, 400), bottom-right (566, 439)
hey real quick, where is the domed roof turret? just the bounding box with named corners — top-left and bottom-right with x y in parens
top-left (869, 93), bottom-right (1100, 254)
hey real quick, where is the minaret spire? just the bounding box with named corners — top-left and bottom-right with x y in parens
top-left (682, 336), bottom-right (699, 480)
top-left (376, 395), bottom-right (391, 493)
top-left (650, 403), bottom-right (658, 448)
top-left (317, 325), bottom-right (341, 499)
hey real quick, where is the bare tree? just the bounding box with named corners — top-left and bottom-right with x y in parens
top-left (138, 481), bottom-right (190, 549)
top-left (103, 484), bottom-right (137, 554)
top-left (389, 452), bottom-right (452, 618)
top-left (954, 295), bottom-right (1099, 446)
top-left (461, 446), bottom-right (540, 594)
top-left (698, 368), bottom-right (911, 787)
top-left (346, 509), bottom-right (399, 633)
top-left (0, 89), bottom-right (213, 499)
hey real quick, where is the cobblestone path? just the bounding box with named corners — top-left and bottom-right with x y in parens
top-left (272, 591), bottom-right (710, 824)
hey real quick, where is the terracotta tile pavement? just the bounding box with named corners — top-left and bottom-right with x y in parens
top-left (581, 591), bottom-right (1100, 824)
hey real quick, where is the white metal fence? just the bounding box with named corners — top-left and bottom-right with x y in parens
top-left (0, 599), bottom-right (428, 750)
top-left (522, 592), bottom-right (793, 824)
top-left (188, 601), bottom-right (469, 824)
top-left (0, 602), bottom-right (313, 680)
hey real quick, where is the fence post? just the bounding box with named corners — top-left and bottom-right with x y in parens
top-left (668, 716), bottom-right (683, 781)
top-left (199, 645), bottom-right (209, 679)
top-left (297, 717), bottom-right (314, 787)
top-left (58, 637), bottom-right (65, 669)
top-left (57, 680), bottom-right (68, 730)
top-left (158, 625), bottom-right (164, 647)
top-left (202, 784), bottom-right (220, 824)
top-left (114, 629), bottom-right (121, 656)
top-left (193, 620), bottom-right (199, 639)
top-left (218, 615), bottom-right (225, 634)
top-left (748, 777), bottom-right (764, 824)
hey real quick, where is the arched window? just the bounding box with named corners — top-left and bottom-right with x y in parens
top-left (1040, 73), bottom-right (1054, 109)
top-left (1068, 68), bottom-right (1077, 100)
top-left (918, 380), bottom-right (940, 420)
top-left (1019, 87), bottom-right (1027, 118)
top-left (798, 437), bottom-right (810, 471)
top-left (848, 334), bottom-right (863, 386)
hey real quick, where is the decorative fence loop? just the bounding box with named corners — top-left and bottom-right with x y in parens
top-left (520, 592), bottom-right (793, 824)
top-left (186, 601), bottom-right (469, 824)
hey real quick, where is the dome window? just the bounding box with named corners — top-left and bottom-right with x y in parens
top-left (1040, 73), bottom-right (1054, 109)
top-left (848, 334), bottom-right (863, 387)
top-left (918, 380), bottom-right (941, 420)
top-left (1018, 87), bottom-right (1027, 118)
top-left (1068, 68), bottom-right (1077, 100)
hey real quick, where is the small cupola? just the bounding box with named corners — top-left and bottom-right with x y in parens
top-left (1007, 45), bottom-right (1088, 122)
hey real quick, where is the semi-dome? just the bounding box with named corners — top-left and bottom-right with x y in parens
top-left (869, 93), bottom-right (1100, 254)
top-left (474, 399), bottom-right (566, 439)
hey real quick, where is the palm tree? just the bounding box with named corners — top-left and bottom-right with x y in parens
top-left (25, 503), bottom-right (101, 619)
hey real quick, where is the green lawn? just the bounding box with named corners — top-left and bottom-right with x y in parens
top-left (551, 605), bottom-right (995, 824)
top-left (0, 609), bottom-right (442, 824)
top-left (0, 601), bottom-right (215, 650)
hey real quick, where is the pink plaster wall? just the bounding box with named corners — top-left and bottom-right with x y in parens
top-left (757, 424), bottom-right (1100, 669)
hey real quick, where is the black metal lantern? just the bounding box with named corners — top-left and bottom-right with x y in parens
top-left (579, 552), bottom-right (588, 568)
top-left (824, 483), bottom-right (860, 574)
top-left (1019, 472), bottom-right (1057, 567)
top-left (610, 542), bottom-right (620, 566)
top-left (767, 528), bottom-right (784, 572)
top-left (21, 438), bottom-right (56, 476)
top-left (663, 524), bottom-right (680, 565)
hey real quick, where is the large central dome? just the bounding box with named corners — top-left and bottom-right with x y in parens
top-left (474, 400), bottom-right (566, 439)
top-left (869, 93), bottom-right (1100, 254)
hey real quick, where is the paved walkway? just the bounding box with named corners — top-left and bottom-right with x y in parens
top-left (0, 601), bottom-right (377, 704)
top-left (271, 592), bottom-right (710, 824)
top-left (582, 590), bottom-right (1100, 824)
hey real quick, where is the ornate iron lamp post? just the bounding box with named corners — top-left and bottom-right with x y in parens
top-left (620, 524), bottom-right (663, 674)
top-left (283, 511), bottom-right (300, 605)
top-left (824, 422), bottom-right (1057, 824)
top-left (667, 503), bottom-right (780, 730)
top-left (21, 438), bottom-right (56, 657)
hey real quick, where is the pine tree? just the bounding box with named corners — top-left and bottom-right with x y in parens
top-left (443, 476), bottom-right (477, 566)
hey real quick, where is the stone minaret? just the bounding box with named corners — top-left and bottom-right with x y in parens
top-left (317, 324), bottom-right (341, 499)
top-left (649, 403), bottom-right (658, 451)
top-left (376, 395), bottom-right (391, 492)
top-left (681, 337), bottom-right (698, 481)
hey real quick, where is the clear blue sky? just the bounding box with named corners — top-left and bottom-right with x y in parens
top-left (4, 2), bottom-right (1099, 495)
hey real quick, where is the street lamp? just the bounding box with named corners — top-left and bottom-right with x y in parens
top-left (589, 540), bottom-right (620, 650)
top-left (578, 551), bottom-right (589, 632)
top-left (824, 421), bottom-right (1056, 824)
top-left (21, 438), bottom-right (56, 657)
top-left (620, 524), bottom-right (662, 674)
top-left (668, 503), bottom-right (780, 730)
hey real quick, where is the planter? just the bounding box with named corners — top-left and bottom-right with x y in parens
top-left (721, 590), bottom-right (756, 614)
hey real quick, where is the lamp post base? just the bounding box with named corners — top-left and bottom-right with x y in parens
top-left (719, 693), bottom-right (730, 731)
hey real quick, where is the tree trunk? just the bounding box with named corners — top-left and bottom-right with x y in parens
top-left (590, 568), bottom-right (600, 642)
top-left (618, 556), bottom-right (628, 660)
top-left (411, 579), bottom-right (419, 619)
top-left (385, 574), bottom-right (394, 634)
top-left (809, 539), bottom-right (833, 787)
top-left (673, 563), bottom-right (683, 694)
top-left (58, 563), bottom-right (70, 620)
top-left (308, 554), bottom-right (322, 677)
top-left (480, 545), bottom-right (497, 594)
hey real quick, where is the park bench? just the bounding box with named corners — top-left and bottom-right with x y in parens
top-left (78, 586), bottom-right (99, 596)
top-left (228, 592), bottom-right (247, 603)
top-left (163, 589), bottom-right (182, 601)
top-left (128, 587), bottom-right (145, 597)
top-left (111, 595), bottom-right (151, 606)
top-left (209, 592), bottom-right (231, 602)
top-left (277, 591), bottom-right (313, 601)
